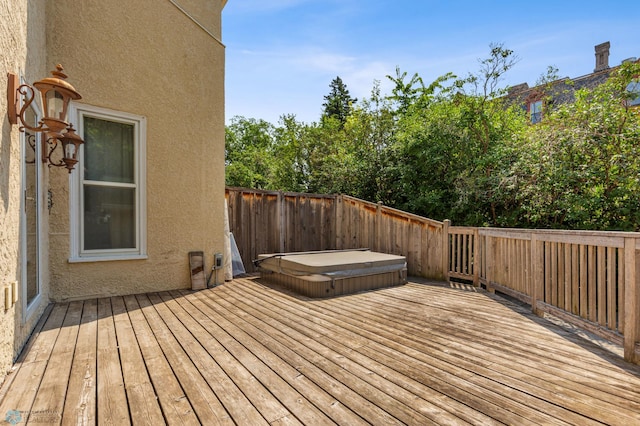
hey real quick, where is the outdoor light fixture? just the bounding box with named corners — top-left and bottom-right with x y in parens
top-left (7, 65), bottom-right (83, 173)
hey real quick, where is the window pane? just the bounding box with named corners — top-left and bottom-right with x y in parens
top-left (84, 117), bottom-right (134, 183)
top-left (24, 108), bottom-right (39, 303)
top-left (84, 186), bottom-right (136, 250)
top-left (530, 101), bottom-right (543, 123)
top-left (627, 81), bottom-right (640, 106)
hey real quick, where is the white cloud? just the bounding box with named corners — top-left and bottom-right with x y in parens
top-left (292, 51), bottom-right (358, 74)
top-left (341, 61), bottom-right (395, 100)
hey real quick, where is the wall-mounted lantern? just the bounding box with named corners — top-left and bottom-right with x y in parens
top-left (7, 65), bottom-right (83, 173)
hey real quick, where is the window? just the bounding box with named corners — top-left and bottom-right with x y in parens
top-left (530, 100), bottom-right (543, 124)
top-left (627, 81), bottom-right (640, 106)
top-left (70, 105), bottom-right (146, 261)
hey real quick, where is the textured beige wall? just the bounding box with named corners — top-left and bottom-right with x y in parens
top-left (0, 0), bottom-right (50, 377)
top-left (47, 0), bottom-right (226, 300)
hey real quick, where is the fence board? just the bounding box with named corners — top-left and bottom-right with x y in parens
top-left (572, 244), bottom-right (580, 316)
top-left (588, 246), bottom-right (597, 323)
top-left (557, 243), bottom-right (565, 309)
top-left (551, 242), bottom-right (558, 307)
top-left (624, 239), bottom-right (639, 362)
top-left (563, 244), bottom-right (572, 312)
top-left (598, 246), bottom-right (607, 326)
top-left (607, 247), bottom-right (616, 330)
top-left (545, 242), bottom-right (552, 304)
top-left (619, 252), bottom-right (626, 335)
top-left (580, 245), bottom-right (588, 319)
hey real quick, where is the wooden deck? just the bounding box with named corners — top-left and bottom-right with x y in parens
top-left (1, 277), bottom-right (640, 425)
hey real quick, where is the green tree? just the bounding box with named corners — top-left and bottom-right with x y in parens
top-left (386, 66), bottom-right (455, 115)
top-left (271, 114), bottom-right (310, 192)
top-left (344, 81), bottom-right (397, 202)
top-left (305, 117), bottom-right (353, 194)
top-left (535, 65), bottom-right (560, 86)
top-left (386, 66), bottom-right (425, 115)
top-left (387, 44), bottom-right (525, 225)
top-left (513, 61), bottom-right (640, 230)
top-left (224, 47), bottom-right (640, 232)
top-left (322, 76), bottom-right (357, 127)
top-left (225, 116), bottom-right (276, 189)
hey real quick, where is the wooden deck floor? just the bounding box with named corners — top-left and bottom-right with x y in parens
top-left (1, 277), bottom-right (640, 425)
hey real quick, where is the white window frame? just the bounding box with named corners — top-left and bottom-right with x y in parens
top-left (69, 104), bottom-right (147, 262)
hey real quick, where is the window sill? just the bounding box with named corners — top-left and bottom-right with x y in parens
top-left (68, 254), bottom-right (148, 263)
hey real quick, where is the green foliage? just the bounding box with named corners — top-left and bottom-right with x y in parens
top-left (225, 117), bottom-right (276, 189)
top-left (512, 61), bottom-right (640, 230)
top-left (343, 81), bottom-right (397, 201)
top-left (536, 65), bottom-right (560, 86)
top-left (225, 49), bottom-right (640, 231)
top-left (322, 76), bottom-right (357, 126)
top-left (271, 115), bottom-right (310, 192)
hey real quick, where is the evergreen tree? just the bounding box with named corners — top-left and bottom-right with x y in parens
top-left (322, 76), bottom-right (357, 126)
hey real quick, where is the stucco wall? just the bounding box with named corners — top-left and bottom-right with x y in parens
top-left (0, 0), bottom-right (50, 377)
top-left (47, 0), bottom-right (226, 300)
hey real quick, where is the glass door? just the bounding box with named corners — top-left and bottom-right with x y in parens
top-left (23, 106), bottom-right (40, 307)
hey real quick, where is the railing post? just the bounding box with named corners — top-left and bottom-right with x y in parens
top-left (277, 191), bottom-right (285, 253)
top-left (335, 195), bottom-right (343, 250)
top-left (472, 228), bottom-right (480, 287)
top-left (442, 219), bottom-right (450, 282)
top-left (484, 235), bottom-right (495, 293)
top-left (530, 233), bottom-right (543, 316)
top-left (624, 237), bottom-right (639, 363)
top-left (375, 201), bottom-right (382, 252)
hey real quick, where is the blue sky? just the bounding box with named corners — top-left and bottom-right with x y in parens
top-left (223, 1), bottom-right (640, 124)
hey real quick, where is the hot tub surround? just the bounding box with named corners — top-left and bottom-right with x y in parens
top-left (256, 249), bottom-right (407, 297)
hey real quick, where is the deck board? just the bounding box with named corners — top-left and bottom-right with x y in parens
top-left (1, 277), bottom-right (640, 425)
top-left (111, 296), bottom-right (166, 425)
top-left (157, 291), bottom-right (292, 424)
top-left (62, 298), bottom-right (97, 426)
top-left (30, 301), bottom-right (82, 424)
top-left (96, 297), bottom-right (130, 426)
top-left (182, 290), bottom-right (371, 426)
top-left (135, 293), bottom-right (234, 425)
top-left (210, 282), bottom-right (474, 425)
top-left (226, 280), bottom-right (552, 425)
top-left (0, 303), bottom-right (68, 422)
top-left (146, 292), bottom-right (269, 425)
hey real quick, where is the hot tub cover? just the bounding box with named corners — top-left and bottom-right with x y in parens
top-left (256, 249), bottom-right (406, 279)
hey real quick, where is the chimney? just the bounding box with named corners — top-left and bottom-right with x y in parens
top-left (594, 41), bottom-right (610, 72)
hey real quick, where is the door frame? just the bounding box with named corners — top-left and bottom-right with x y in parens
top-left (20, 97), bottom-right (44, 322)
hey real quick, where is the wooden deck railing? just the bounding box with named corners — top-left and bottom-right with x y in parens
top-left (226, 187), bottom-right (640, 364)
top-left (448, 226), bottom-right (640, 364)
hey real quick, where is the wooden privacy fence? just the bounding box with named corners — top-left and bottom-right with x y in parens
top-left (225, 188), bottom-right (446, 279)
top-left (226, 187), bottom-right (640, 364)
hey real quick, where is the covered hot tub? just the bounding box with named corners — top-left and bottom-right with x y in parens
top-left (255, 249), bottom-right (407, 297)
